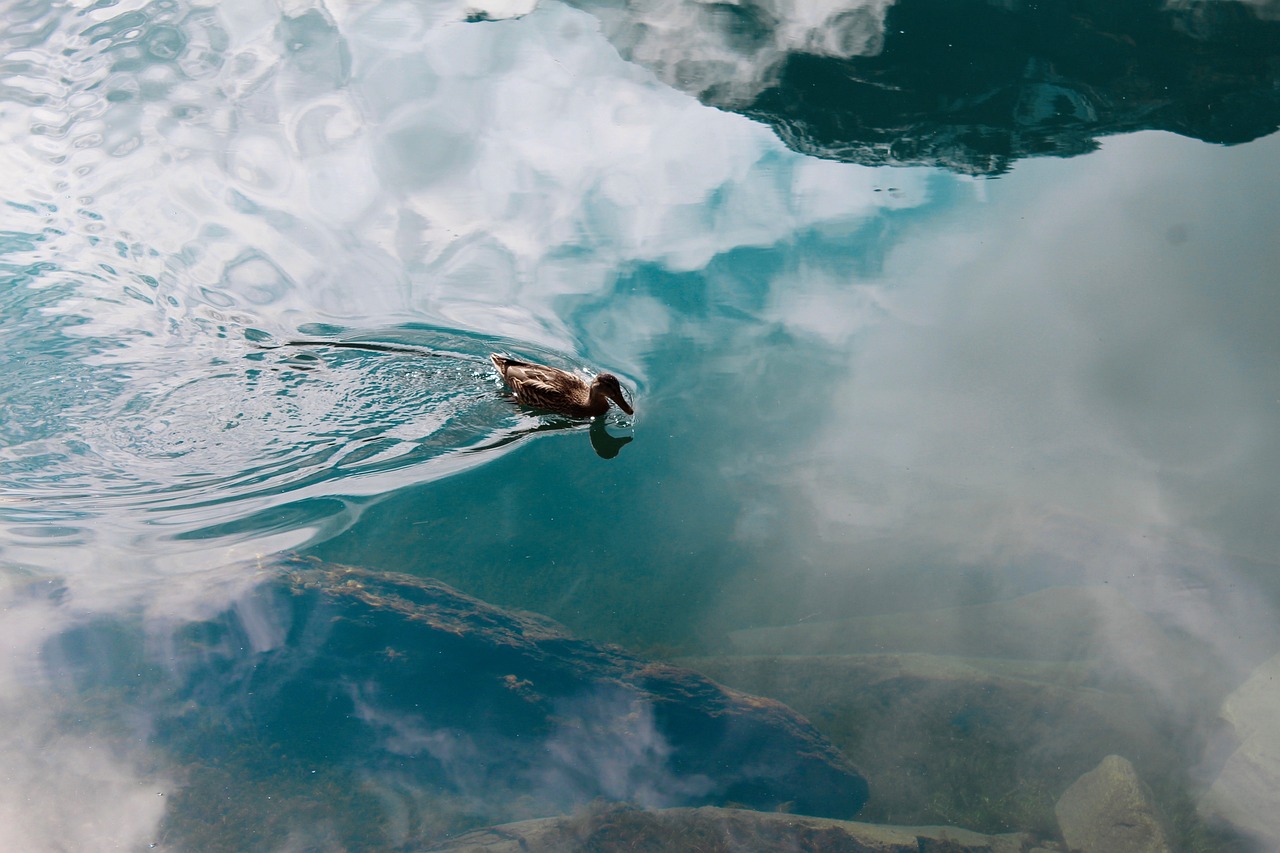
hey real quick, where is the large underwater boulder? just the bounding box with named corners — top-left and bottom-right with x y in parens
top-left (42, 556), bottom-right (867, 846)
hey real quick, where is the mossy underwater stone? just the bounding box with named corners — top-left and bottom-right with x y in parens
top-left (1054, 754), bottom-right (1171, 853)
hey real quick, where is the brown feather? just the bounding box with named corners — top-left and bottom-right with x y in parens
top-left (490, 354), bottom-right (633, 418)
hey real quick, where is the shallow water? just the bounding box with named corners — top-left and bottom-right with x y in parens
top-left (3, 0), bottom-right (1280, 849)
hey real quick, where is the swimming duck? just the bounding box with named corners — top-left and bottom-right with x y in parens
top-left (490, 354), bottom-right (634, 418)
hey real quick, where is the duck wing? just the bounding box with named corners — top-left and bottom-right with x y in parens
top-left (491, 354), bottom-right (589, 407)
top-left (509, 371), bottom-right (570, 398)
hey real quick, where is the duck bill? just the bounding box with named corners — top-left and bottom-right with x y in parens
top-left (611, 392), bottom-right (634, 416)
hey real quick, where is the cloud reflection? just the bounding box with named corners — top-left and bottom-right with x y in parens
top-left (0, 580), bottom-right (169, 851)
top-left (757, 131), bottom-right (1280, 695)
top-left (2, 0), bottom-right (921, 573)
top-left (4, 0), bottom-right (1278, 845)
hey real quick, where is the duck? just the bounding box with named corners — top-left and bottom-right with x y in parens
top-left (490, 354), bottom-right (634, 418)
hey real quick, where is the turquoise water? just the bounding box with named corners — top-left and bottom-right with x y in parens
top-left (4, 0), bottom-right (1280, 849)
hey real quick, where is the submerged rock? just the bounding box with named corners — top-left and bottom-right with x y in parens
top-left (43, 556), bottom-right (867, 846)
top-left (710, 584), bottom-right (1227, 826)
top-left (1054, 755), bottom-right (1172, 853)
top-left (1199, 653), bottom-right (1280, 848)
top-left (684, 625), bottom-right (1186, 835)
top-left (424, 802), bottom-right (1048, 853)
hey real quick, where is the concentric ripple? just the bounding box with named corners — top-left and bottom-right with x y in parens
top-left (0, 315), bottom-right (634, 556)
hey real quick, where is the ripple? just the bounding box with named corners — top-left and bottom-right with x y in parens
top-left (0, 198), bottom-right (634, 562)
top-left (0, 318), bottom-right (633, 556)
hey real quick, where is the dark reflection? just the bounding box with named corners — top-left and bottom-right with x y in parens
top-left (42, 556), bottom-right (867, 849)
top-left (590, 418), bottom-right (633, 459)
top-left (501, 411), bottom-right (634, 460)
top-left (583, 0), bottom-right (1280, 174)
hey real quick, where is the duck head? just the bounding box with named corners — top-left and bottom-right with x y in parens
top-left (593, 373), bottom-right (634, 415)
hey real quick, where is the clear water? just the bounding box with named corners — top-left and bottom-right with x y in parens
top-left (3, 0), bottom-right (1280, 849)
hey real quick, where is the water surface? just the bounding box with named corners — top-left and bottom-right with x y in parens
top-left (3, 0), bottom-right (1280, 849)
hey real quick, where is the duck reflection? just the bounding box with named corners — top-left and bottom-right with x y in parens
top-left (590, 417), bottom-right (633, 459)
top-left (500, 414), bottom-right (633, 459)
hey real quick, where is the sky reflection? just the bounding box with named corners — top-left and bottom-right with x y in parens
top-left (781, 130), bottom-right (1280, 564)
top-left (2, 0), bottom-right (1280, 848)
top-left (0, 575), bottom-right (170, 851)
top-left (735, 129), bottom-right (1280, 698)
top-left (1, 0), bottom-right (925, 569)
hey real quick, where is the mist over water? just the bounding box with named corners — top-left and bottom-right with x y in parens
top-left (3, 0), bottom-right (1280, 849)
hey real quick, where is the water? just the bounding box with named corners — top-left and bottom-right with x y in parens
top-left (3, 0), bottom-right (1280, 849)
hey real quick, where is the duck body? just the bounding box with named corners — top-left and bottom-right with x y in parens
top-left (490, 354), bottom-right (633, 418)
